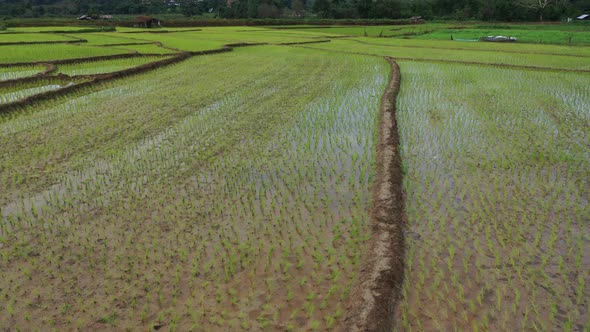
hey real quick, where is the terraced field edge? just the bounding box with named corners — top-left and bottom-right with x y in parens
top-left (0, 43), bottom-right (270, 114)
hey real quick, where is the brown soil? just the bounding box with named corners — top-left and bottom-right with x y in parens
top-left (278, 40), bottom-right (332, 45)
top-left (99, 42), bottom-right (156, 47)
top-left (341, 57), bottom-right (406, 331)
top-left (224, 42), bottom-right (268, 47)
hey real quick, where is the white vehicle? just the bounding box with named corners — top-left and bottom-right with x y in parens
top-left (482, 36), bottom-right (517, 42)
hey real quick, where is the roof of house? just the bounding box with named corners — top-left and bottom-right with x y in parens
top-left (136, 16), bottom-right (159, 22)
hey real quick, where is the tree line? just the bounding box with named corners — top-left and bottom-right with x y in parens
top-left (0, 0), bottom-right (589, 21)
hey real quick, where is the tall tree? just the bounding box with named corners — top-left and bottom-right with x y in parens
top-left (516, 0), bottom-right (564, 21)
top-left (312, 0), bottom-right (331, 17)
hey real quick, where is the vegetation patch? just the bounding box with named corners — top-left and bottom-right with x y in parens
top-left (416, 28), bottom-right (590, 46)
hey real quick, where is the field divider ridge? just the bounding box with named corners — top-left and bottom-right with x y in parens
top-left (278, 40), bottom-right (331, 45)
top-left (342, 56), bottom-right (406, 331)
top-left (0, 63), bottom-right (57, 87)
top-left (0, 39), bottom-right (87, 46)
top-left (98, 42), bottom-right (156, 47)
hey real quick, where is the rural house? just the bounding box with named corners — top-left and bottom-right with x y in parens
top-left (410, 16), bottom-right (425, 24)
top-left (134, 16), bottom-right (161, 28)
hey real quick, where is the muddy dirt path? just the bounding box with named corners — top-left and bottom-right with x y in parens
top-left (342, 57), bottom-right (406, 331)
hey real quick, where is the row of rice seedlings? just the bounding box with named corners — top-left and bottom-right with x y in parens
top-left (56, 56), bottom-right (170, 76)
top-left (354, 36), bottom-right (590, 57)
top-left (198, 30), bottom-right (320, 44)
top-left (395, 61), bottom-right (589, 331)
top-left (8, 27), bottom-right (103, 33)
top-left (289, 23), bottom-right (451, 38)
top-left (0, 85), bottom-right (129, 134)
top-left (0, 44), bottom-right (131, 64)
top-left (414, 28), bottom-right (590, 46)
top-left (63, 33), bottom-right (151, 45)
top-left (114, 44), bottom-right (180, 54)
top-left (0, 48), bottom-right (282, 203)
top-left (110, 33), bottom-right (227, 52)
top-left (0, 79), bottom-right (78, 104)
top-left (127, 30), bottom-right (319, 52)
top-left (0, 84), bottom-right (63, 104)
top-left (0, 48), bottom-right (387, 330)
top-left (0, 33), bottom-right (79, 44)
top-left (0, 46), bottom-right (333, 203)
top-left (3, 78), bottom-right (370, 330)
top-left (301, 39), bottom-right (590, 71)
top-left (0, 65), bottom-right (45, 81)
top-left (115, 27), bottom-right (203, 33)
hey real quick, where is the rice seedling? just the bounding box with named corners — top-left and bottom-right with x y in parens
top-left (284, 23), bottom-right (452, 38)
top-left (0, 65), bottom-right (45, 81)
top-left (8, 27), bottom-right (105, 33)
top-left (113, 44), bottom-right (180, 54)
top-left (62, 33), bottom-right (150, 45)
top-left (0, 33), bottom-right (80, 44)
top-left (0, 84), bottom-right (61, 104)
top-left (107, 34), bottom-right (228, 52)
top-left (56, 56), bottom-right (170, 76)
top-left (0, 80), bottom-right (78, 104)
top-left (0, 44), bottom-right (130, 64)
